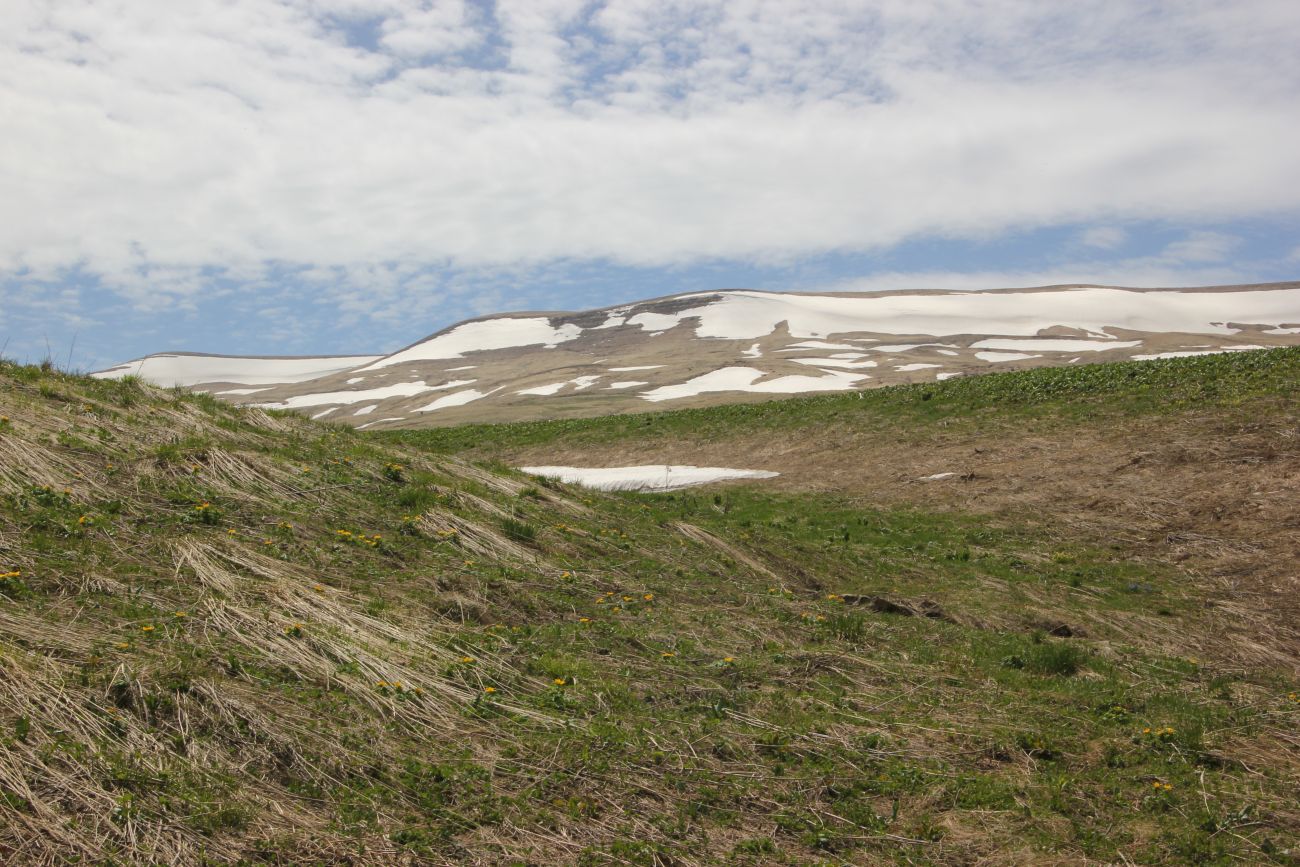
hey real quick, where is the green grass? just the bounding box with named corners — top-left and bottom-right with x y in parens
top-left (377, 346), bottom-right (1300, 455)
top-left (0, 356), bottom-right (1297, 864)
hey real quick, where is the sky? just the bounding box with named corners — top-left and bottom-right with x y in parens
top-left (2, 0), bottom-right (1299, 370)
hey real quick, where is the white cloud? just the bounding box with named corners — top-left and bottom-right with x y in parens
top-left (1161, 231), bottom-right (1241, 263)
top-left (1, 0), bottom-right (1299, 302)
top-left (826, 230), bottom-right (1261, 294)
top-left (1078, 226), bottom-right (1126, 250)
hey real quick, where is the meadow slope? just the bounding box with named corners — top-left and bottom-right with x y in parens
top-left (1, 356), bottom-right (1298, 864)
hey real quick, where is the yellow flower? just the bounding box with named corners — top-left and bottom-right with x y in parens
top-left (622, 596), bottom-right (633, 602)
top-left (141, 625), bottom-right (155, 632)
top-left (227, 529), bottom-right (238, 536)
top-left (723, 657), bottom-right (736, 663)
top-left (174, 611), bottom-right (187, 618)
top-left (312, 584), bottom-right (324, 592)
top-left (376, 680), bottom-right (389, 688)
top-left (483, 686), bottom-right (497, 694)
top-left (578, 617), bottom-right (591, 624)
top-left (115, 642), bottom-right (131, 650)
top-left (460, 656), bottom-right (475, 663)
top-left (661, 651), bottom-right (676, 658)
top-left (553, 678), bottom-right (566, 686)
top-left (643, 593), bottom-right (655, 601)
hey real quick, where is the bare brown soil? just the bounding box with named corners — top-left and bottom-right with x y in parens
top-left (502, 398), bottom-right (1300, 672)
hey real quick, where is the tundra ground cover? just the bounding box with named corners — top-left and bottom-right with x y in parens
top-left (0, 356), bottom-right (1296, 864)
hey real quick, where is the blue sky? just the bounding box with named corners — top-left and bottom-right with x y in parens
top-left (3, 1), bottom-right (1299, 370)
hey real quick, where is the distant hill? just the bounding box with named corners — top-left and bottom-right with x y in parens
top-left (95, 281), bottom-right (1300, 427)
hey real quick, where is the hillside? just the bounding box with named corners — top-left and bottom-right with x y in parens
top-left (2, 355), bottom-right (1298, 864)
top-left (94, 281), bottom-right (1300, 428)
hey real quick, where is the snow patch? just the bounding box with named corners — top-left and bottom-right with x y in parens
top-left (360, 317), bottom-right (583, 369)
top-left (609, 365), bottom-right (663, 372)
top-left (896, 363), bottom-right (941, 372)
top-left (257, 379), bottom-right (474, 410)
top-left (608, 381), bottom-right (649, 389)
top-left (519, 465), bottom-right (779, 492)
top-left (974, 351), bottom-right (1041, 362)
top-left (640, 367), bottom-right (867, 402)
top-left (970, 338), bottom-right (1141, 352)
top-left (93, 354), bottom-right (382, 388)
top-left (790, 357), bottom-right (878, 369)
top-left (414, 388), bottom-right (501, 412)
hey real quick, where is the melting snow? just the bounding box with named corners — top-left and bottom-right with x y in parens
top-left (896, 363), bottom-right (941, 372)
top-left (742, 343), bottom-right (763, 358)
top-left (921, 472), bottom-right (958, 481)
top-left (975, 351), bottom-right (1041, 362)
top-left (970, 338), bottom-right (1141, 352)
top-left (258, 379), bottom-right (475, 410)
top-left (936, 372), bottom-right (963, 381)
top-left (782, 340), bottom-right (862, 351)
top-left (519, 465), bottom-right (780, 492)
top-left (608, 381), bottom-right (649, 389)
top-left (641, 287), bottom-right (1300, 340)
top-left (609, 365), bottom-right (663, 372)
top-left (414, 388), bottom-right (501, 412)
top-left (640, 367), bottom-right (867, 402)
top-left (360, 318), bottom-right (583, 369)
top-left (790, 357), bottom-right (878, 369)
top-left (518, 375), bottom-right (603, 396)
top-left (354, 405), bottom-right (377, 416)
top-left (518, 382), bottom-right (567, 396)
top-left (93, 354), bottom-right (382, 388)
top-left (216, 387), bottom-right (270, 396)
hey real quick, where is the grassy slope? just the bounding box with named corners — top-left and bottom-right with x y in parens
top-left (0, 357), bottom-right (1297, 865)
top-left (378, 346), bottom-right (1300, 456)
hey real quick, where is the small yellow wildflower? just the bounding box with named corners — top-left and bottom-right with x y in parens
top-left (622, 596), bottom-right (633, 602)
top-left (141, 625), bottom-right (155, 632)
top-left (483, 686), bottom-right (497, 694)
top-left (643, 593), bottom-right (655, 601)
top-left (226, 528), bottom-right (237, 536)
top-left (578, 617), bottom-right (591, 624)
top-left (661, 651), bottom-right (676, 658)
top-left (376, 680), bottom-right (389, 688)
top-left (723, 656), bottom-right (736, 663)
top-left (460, 656), bottom-right (475, 663)
top-left (115, 642), bottom-right (131, 650)
top-left (173, 611), bottom-right (186, 618)
top-left (553, 678), bottom-right (566, 686)
top-left (312, 583), bottom-right (324, 592)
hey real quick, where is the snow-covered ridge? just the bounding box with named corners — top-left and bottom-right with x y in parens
top-left (92, 353), bottom-right (382, 388)
top-left (92, 282), bottom-right (1300, 427)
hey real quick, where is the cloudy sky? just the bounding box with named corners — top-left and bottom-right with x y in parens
top-left (3, 0), bottom-right (1299, 369)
